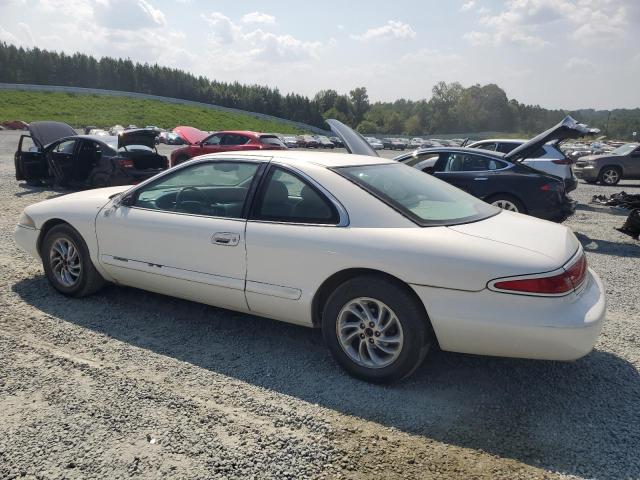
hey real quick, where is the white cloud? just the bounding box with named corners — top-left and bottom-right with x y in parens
top-left (460, 0), bottom-right (476, 12)
top-left (241, 11), bottom-right (276, 25)
top-left (17, 22), bottom-right (35, 45)
top-left (564, 57), bottom-right (597, 74)
top-left (350, 20), bottom-right (416, 41)
top-left (0, 26), bottom-right (21, 45)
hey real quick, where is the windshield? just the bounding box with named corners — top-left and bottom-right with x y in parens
top-left (611, 143), bottom-right (638, 156)
top-left (336, 163), bottom-right (500, 226)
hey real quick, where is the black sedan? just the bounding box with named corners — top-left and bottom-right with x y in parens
top-left (395, 147), bottom-right (575, 221)
top-left (15, 121), bottom-right (168, 189)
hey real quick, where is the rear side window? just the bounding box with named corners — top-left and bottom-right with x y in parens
top-left (475, 142), bottom-right (498, 151)
top-left (400, 152), bottom-right (441, 167)
top-left (496, 143), bottom-right (518, 154)
top-left (437, 153), bottom-right (507, 172)
top-left (221, 134), bottom-right (250, 146)
top-left (252, 167), bottom-right (339, 224)
top-left (260, 136), bottom-right (286, 147)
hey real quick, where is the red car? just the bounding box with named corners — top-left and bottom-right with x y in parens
top-left (170, 127), bottom-right (287, 166)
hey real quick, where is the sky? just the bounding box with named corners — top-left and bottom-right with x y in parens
top-left (0, 0), bottom-right (638, 110)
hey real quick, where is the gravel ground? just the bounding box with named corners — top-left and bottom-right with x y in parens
top-left (0, 130), bottom-right (638, 480)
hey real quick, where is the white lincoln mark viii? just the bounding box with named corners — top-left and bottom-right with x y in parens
top-left (15, 121), bottom-right (606, 383)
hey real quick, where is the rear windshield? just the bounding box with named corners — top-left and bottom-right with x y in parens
top-left (335, 163), bottom-right (499, 226)
top-left (260, 136), bottom-right (286, 147)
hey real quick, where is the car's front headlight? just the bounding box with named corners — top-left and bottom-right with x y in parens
top-left (18, 212), bottom-right (36, 228)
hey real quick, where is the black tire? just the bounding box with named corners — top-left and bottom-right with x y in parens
top-left (89, 172), bottom-right (110, 188)
top-left (174, 154), bottom-right (190, 166)
top-left (486, 194), bottom-right (526, 213)
top-left (25, 179), bottom-right (43, 187)
top-left (598, 166), bottom-right (622, 186)
top-left (322, 275), bottom-right (431, 383)
top-left (41, 224), bottom-right (105, 297)
top-left (584, 179), bottom-right (597, 184)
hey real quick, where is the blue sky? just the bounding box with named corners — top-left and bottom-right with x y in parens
top-left (1, 0), bottom-right (638, 109)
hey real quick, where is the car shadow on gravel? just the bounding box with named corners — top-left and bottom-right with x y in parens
top-left (14, 183), bottom-right (67, 199)
top-left (576, 232), bottom-right (640, 257)
top-left (12, 277), bottom-right (640, 480)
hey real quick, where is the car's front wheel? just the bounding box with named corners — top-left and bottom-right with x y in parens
top-left (487, 194), bottom-right (525, 213)
top-left (322, 276), bottom-right (431, 383)
top-left (598, 166), bottom-right (621, 185)
top-left (41, 224), bottom-right (105, 297)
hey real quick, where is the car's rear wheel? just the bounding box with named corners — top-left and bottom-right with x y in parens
top-left (41, 224), bottom-right (105, 297)
top-left (487, 194), bottom-right (525, 213)
top-left (322, 275), bottom-right (431, 383)
top-left (598, 166), bottom-right (621, 185)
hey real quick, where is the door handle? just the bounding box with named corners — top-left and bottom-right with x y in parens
top-left (211, 232), bottom-right (240, 246)
top-left (473, 177), bottom-right (489, 181)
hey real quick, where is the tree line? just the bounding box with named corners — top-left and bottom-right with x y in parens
top-left (1, 42), bottom-right (638, 139)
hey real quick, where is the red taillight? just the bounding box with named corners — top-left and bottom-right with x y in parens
top-left (552, 158), bottom-right (572, 165)
top-left (492, 252), bottom-right (587, 295)
top-left (540, 183), bottom-right (563, 192)
top-left (118, 158), bottom-right (134, 168)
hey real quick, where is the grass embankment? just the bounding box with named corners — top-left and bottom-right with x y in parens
top-left (0, 90), bottom-right (306, 133)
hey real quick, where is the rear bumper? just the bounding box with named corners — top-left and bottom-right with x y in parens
top-left (565, 176), bottom-right (578, 192)
top-left (411, 268), bottom-right (606, 361)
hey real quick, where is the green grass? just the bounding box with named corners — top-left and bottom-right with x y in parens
top-left (0, 90), bottom-right (307, 133)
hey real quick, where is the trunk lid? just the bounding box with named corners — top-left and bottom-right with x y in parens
top-left (28, 121), bottom-right (77, 148)
top-left (448, 210), bottom-right (580, 267)
top-left (505, 116), bottom-right (599, 163)
top-left (326, 119), bottom-right (379, 157)
top-left (118, 129), bottom-right (158, 150)
top-left (173, 126), bottom-right (209, 145)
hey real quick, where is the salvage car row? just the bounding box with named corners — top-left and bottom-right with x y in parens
top-left (13, 117), bottom-right (609, 383)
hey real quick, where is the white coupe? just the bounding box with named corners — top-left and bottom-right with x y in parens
top-left (14, 121), bottom-right (606, 383)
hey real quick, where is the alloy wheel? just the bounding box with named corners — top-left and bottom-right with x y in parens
top-left (49, 237), bottom-right (82, 287)
top-left (602, 169), bottom-right (620, 185)
top-left (336, 297), bottom-right (404, 369)
top-left (491, 199), bottom-right (519, 212)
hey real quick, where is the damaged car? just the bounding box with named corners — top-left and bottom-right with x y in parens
top-left (395, 116), bottom-right (594, 222)
top-left (14, 121), bottom-right (168, 188)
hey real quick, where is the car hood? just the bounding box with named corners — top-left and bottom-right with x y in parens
top-left (448, 210), bottom-right (580, 267)
top-left (28, 121), bottom-right (77, 148)
top-left (118, 129), bottom-right (158, 149)
top-left (173, 126), bottom-right (209, 145)
top-left (326, 119), bottom-right (379, 157)
top-left (505, 116), bottom-right (599, 162)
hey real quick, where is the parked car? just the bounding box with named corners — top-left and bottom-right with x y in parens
top-left (467, 132), bottom-right (598, 192)
top-left (283, 136), bottom-right (299, 148)
top-left (395, 117), bottom-right (594, 221)
top-left (315, 135), bottom-right (335, 149)
top-left (409, 137), bottom-right (424, 148)
top-left (14, 118), bottom-right (605, 383)
top-left (14, 121), bottom-right (168, 188)
top-left (2, 120), bottom-right (29, 130)
top-left (109, 125), bottom-right (125, 136)
top-left (365, 137), bottom-right (384, 150)
top-left (382, 138), bottom-right (406, 150)
top-left (329, 136), bottom-right (344, 148)
top-left (170, 127), bottom-right (287, 166)
top-left (573, 143), bottom-right (640, 185)
top-left (298, 135), bottom-right (319, 148)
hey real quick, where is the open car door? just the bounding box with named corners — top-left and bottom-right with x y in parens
top-left (326, 119), bottom-right (379, 157)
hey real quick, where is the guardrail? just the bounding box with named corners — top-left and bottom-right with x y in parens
top-left (0, 83), bottom-right (332, 135)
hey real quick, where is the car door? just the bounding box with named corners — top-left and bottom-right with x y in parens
top-left (198, 133), bottom-right (224, 155)
top-left (14, 134), bottom-right (47, 181)
top-left (48, 139), bottom-right (79, 181)
top-left (624, 147), bottom-right (640, 177)
top-left (244, 163), bottom-right (346, 326)
top-left (433, 152), bottom-right (507, 198)
top-left (96, 159), bottom-right (264, 311)
top-left (222, 134), bottom-right (254, 152)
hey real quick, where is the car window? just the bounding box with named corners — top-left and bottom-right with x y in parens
top-left (252, 167), bottom-right (339, 224)
top-left (222, 134), bottom-right (250, 146)
top-left (475, 142), bottom-right (497, 151)
top-left (439, 153), bottom-right (506, 172)
top-left (133, 161), bottom-right (259, 217)
top-left (496, 143), bottom-right (518, 154)
top-left (260, 135), bottom-right (286, 147)
top-left (203, 134), bottom-right (222, 145)
top-left (53, 140), bottom-right (77, 154)
top-left (336, 163), bottom-right (499, 226)
top-left (401, 153), bottom-right (441, 168)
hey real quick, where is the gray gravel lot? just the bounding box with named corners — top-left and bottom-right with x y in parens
top-left (0, 130), bottom-right (639, 479)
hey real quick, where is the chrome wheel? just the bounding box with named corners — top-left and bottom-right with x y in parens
top-left (49, 237), bottom-right (82, 287)
top-left (491, 199), bottom-right (519, 212)
top-left (602, 169), bottom-right (620, 185)
top-left (336, 297), bottom-right (404, 369)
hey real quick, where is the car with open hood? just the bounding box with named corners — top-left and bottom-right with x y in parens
top-left (396, 117), bottom-right (594, 221)
top-left (14, 118), bottom-right (605, 383)
top-left (14, 121), bottom-right (168, 188)
top-left (170, 127), bottom-right (287, 166)
top-left (573, 143), bottom-right (640, 185)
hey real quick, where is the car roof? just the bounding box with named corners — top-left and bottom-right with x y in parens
top-left (410, 147), bottom-right (508, 158)
top-left (470, 138), bottom-right (527, 144)
top-left (196, 150), bottom-right (394, 168)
